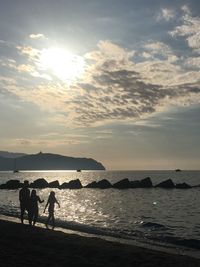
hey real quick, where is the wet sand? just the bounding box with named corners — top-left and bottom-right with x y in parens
top-left (0, 219), bottom-right (200, 267)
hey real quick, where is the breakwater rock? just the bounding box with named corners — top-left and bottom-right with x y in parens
top-left (0, 177), bottom-right (196, 190)
top-left (60, 179), bottom-right (82, 189)
top-left (155, 179), bottom-right (175, 189)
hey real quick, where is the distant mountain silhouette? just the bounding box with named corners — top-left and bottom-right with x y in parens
top-left (0, 152), bottom-right (105, 171)
top-left (0, 151), bottom-right (27, 158)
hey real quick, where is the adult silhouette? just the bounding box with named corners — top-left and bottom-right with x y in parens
top-left (44, 191), bottom-right (60, 229)
top-left (29, 189), bottom-right (44, 226)
top-left (19, 180), bottom-right (30, 224)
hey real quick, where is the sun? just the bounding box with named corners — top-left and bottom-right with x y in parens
top-left (38, 48), bottom-right (85, 82)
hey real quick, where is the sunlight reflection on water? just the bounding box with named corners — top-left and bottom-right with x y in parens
top-left (0, 170), bottom-right (200, 248)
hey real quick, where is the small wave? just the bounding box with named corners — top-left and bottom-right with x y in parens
top-left (151, 236), bottom-right (200, 250)
top-left (45, 219), bottom-right (200, 250)
top-left (1, 211), bottom-right (200, 253)
top-left (141, 222), bottom-right (166, 229)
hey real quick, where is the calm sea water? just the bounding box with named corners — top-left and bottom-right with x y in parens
top-left (0, 170), bottom-right (200, 255)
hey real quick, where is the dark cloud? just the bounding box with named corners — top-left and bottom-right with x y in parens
top-left (71, 60), bottom-right (200, 125)
top-left (1, 35), bottom-right (200, 127)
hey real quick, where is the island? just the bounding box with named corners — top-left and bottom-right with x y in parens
top-left (0, 151), bottom-right (105, 171)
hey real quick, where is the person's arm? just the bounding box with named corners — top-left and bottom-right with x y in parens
top-left (38, 196), bottom-right (44, 203)
top-left (44, 199), bottom-right (49, 213)
top-left (55, 197), bottom-right (60, 208)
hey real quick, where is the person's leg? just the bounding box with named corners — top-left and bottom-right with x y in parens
top-left (20, 204), bottom-right (25, 224)
top-left (52, 213), bottom-right (55, 229)
top-left (28, 208), bottom-right (33, 225)
top-left (45, 213), bottom-right (51, 228)
top-left (33, 208), bottom-right (38, 226)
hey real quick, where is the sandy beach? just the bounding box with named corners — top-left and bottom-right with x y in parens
top-left (0, 218), bottom-right (200, 267)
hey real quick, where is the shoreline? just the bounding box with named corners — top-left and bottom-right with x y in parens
top-left (1, 214), bottom-right (200, 260)
top-left (1, 215), bottom-right (200, 267)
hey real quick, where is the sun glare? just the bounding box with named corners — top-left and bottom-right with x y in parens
top-left (39, 48), bottom-right (85, 82)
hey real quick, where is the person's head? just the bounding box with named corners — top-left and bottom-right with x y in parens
top-left (23, 180), bottom-right (29, 188)
top-left (50, 191), bottom-right (55, 197)
top-left (31, 189), bottom-right (36, 197)
top-left (48, 191), bottom-right (55, 200)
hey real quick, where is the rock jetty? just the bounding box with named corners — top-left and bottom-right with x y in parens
top-left (0, 177), bottom-right (197, 190)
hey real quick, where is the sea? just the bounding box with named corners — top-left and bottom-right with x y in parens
top-left (0, 170), bottom-right (200, 257)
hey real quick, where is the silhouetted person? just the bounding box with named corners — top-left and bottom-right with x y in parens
top-left (19, 180), bottom-right (30, 224)
top-left (44, 191), bottom-right (60, 229)
top-left (29, 189), bottom-right (44, 226)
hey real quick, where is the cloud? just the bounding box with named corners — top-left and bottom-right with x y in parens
top-left (1, 37), bottom-right (200, 127)
top-left (0, 58), bottom-right (16, 69)
top-left (65, 41), bottom-right (200, 126)
top-left (0, 76), bottom-right (17, 87)
top-left (29, 33), bottom-right (46, 39)
top-left (134, 120), bottom-right (162, 128)
top-left (0, 39), bottom-right (6, 44)
top-left (181, 5), bottom-right (191, 15)
top-left (85, 40), bottom-right (135, 66)
top-left (16, 64), bottom-right (35, 73)
top-left (16, 45), bottom-right (40, 60)
top-left (13, 136), bottom-right (89, 147)
top-left (10, 45), bottom-right (53, 80)
top-left (185, 57), bottom-right (200, 68)
top-left (157, 8), bottom-right (175, 22)
top-left (170, 13), bottom-right (200, 51)
top-left (143, 41), bottom-right (178, 62)
top-left (141, 52), bottom-right (152, 59)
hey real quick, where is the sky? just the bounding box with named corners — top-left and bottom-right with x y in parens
top-left (0, 0), bottom-right (200, 170)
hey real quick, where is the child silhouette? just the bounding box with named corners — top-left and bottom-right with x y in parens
top-left (44, 191), bottom-right (60, 229)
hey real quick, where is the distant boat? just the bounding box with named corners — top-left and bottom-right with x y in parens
top-left (77, 169), bottom-right (81, 172)
top-left (13, 158), bottom-right (19, 173)
top-left (175, 169), bottom-right (181, 172)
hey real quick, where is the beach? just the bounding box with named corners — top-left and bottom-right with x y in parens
top-left (0, 171), bottom-right (200, 262)
top-left (0, 218), bottom-right (200, 267)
